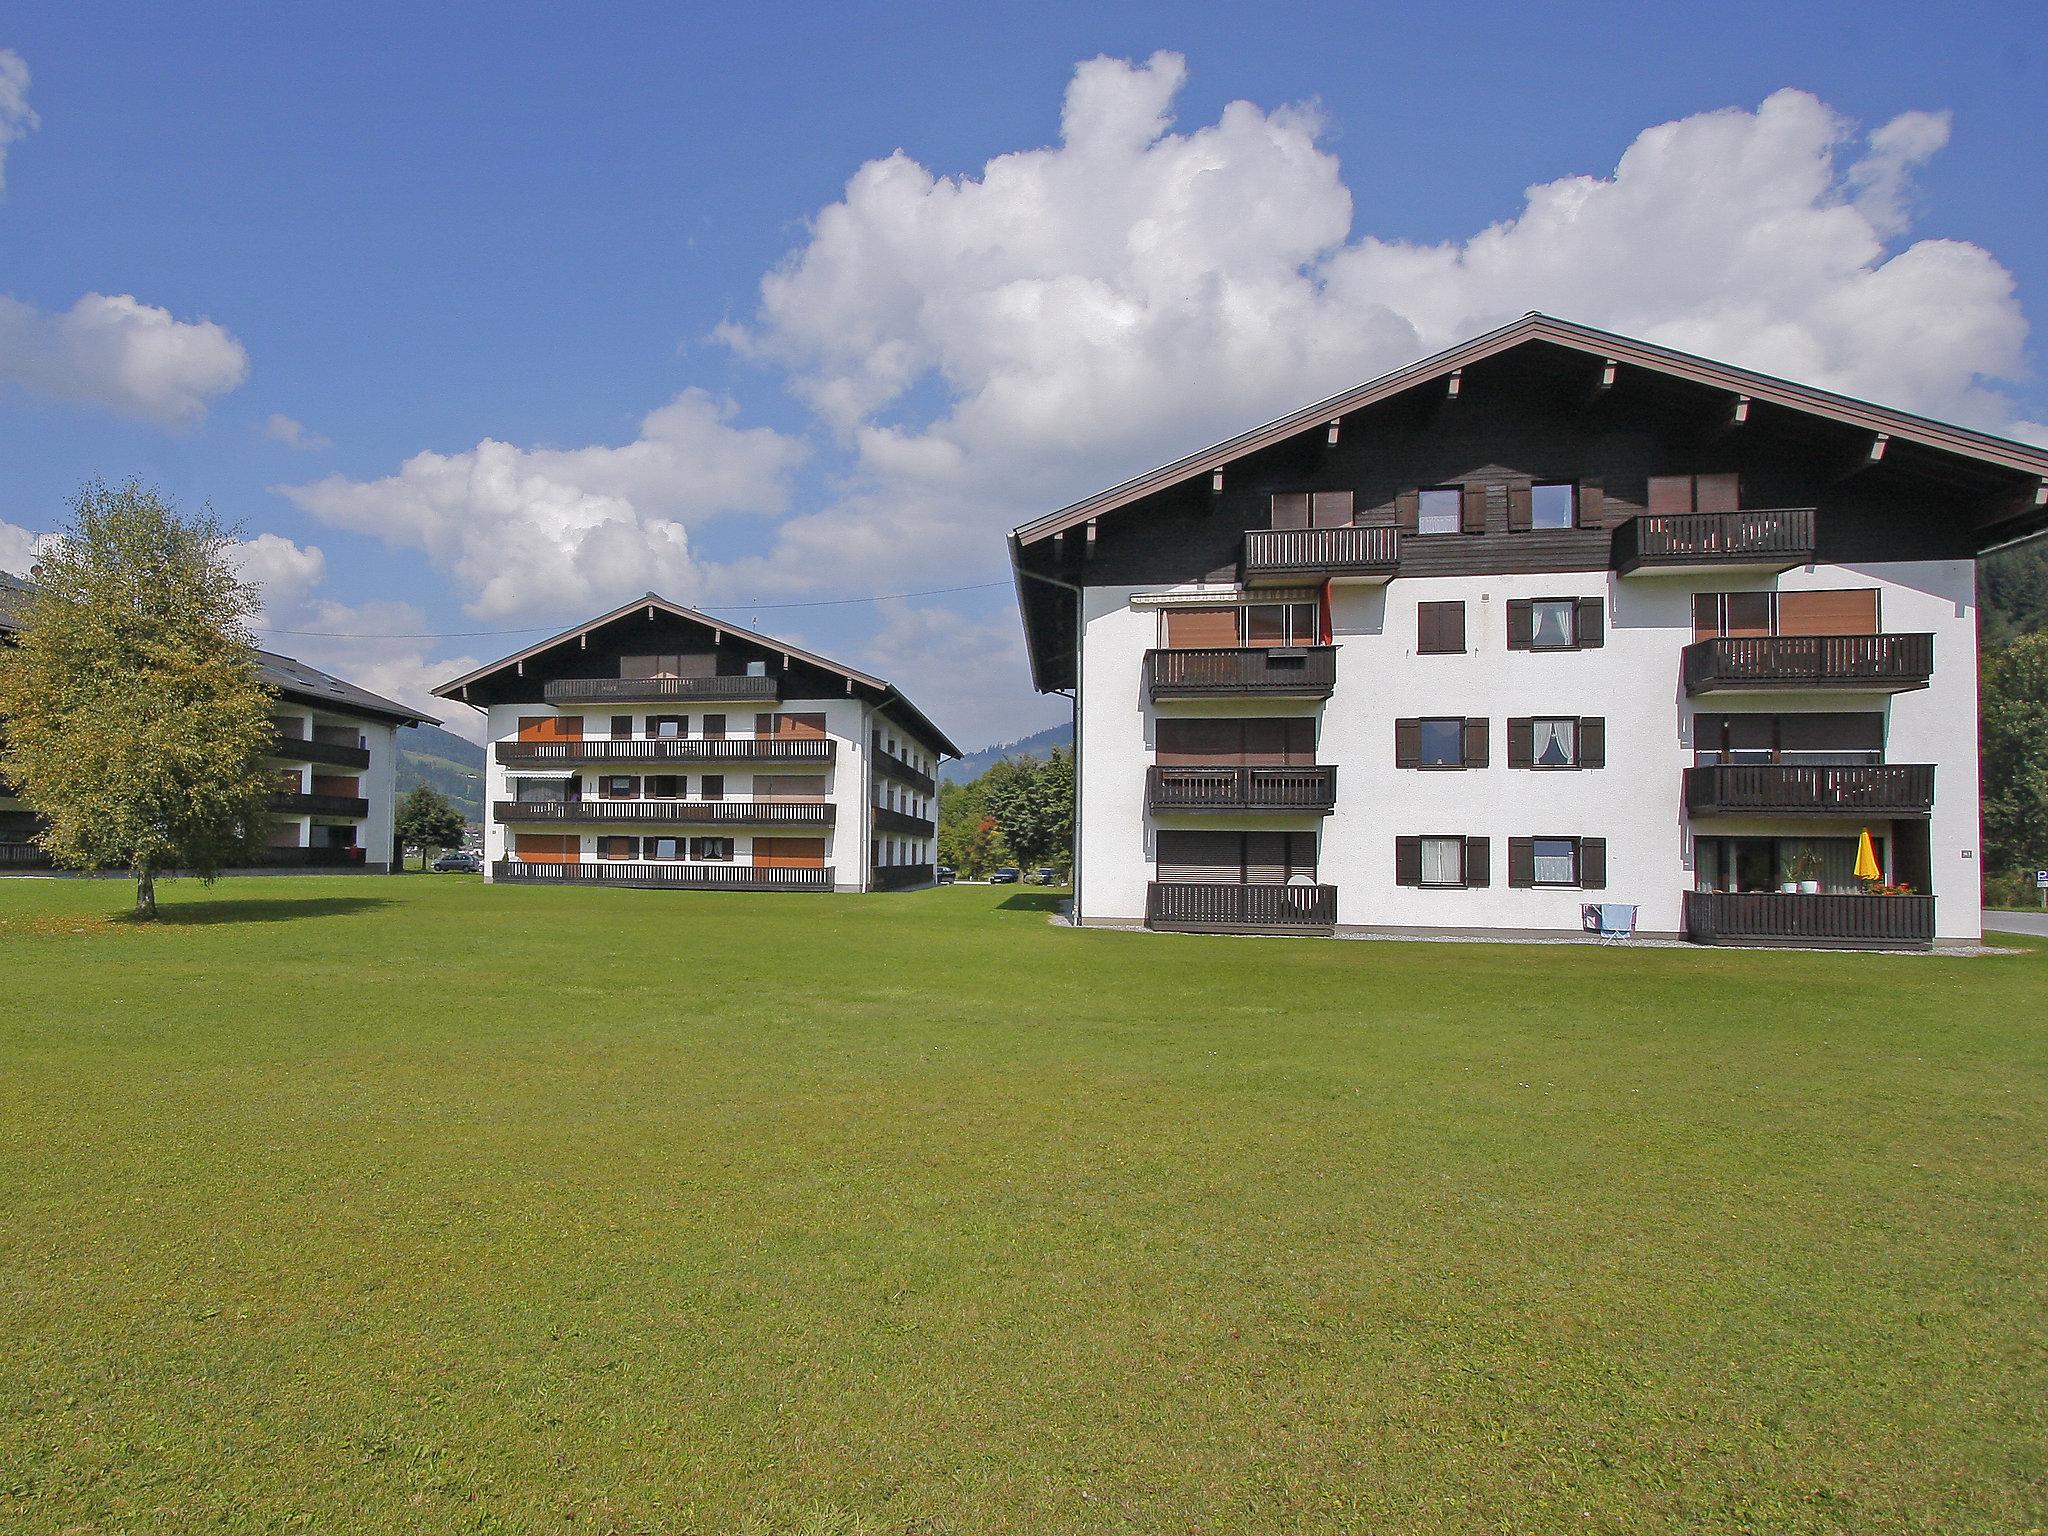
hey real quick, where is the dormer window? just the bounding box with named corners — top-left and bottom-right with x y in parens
top-left (1529, 483), bottom-right (1575, 530)
top-left (1417, 488), bottom-right (1461, 536)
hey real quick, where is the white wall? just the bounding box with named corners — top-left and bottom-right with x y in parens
top-left (1077, 559), bottom-right (1981, 941)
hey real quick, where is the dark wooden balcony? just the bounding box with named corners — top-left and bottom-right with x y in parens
top-left (1613, 508), bottom-right (1815, 576)
top-left (1242, 525), bottom-right (1400, 585)
top-left (1684, 889), bottom-right (1935, 950)
top-left (493, 858), bottom-right (832, 892)
top-left (496, 798), bottom-right (834, 827)
top-left (544, 675), bottom-right (779, 705)
top-left (871, 805), bottom-right (935, 836)
top-left (1684, 763), bottom-right (1934, 816)
top-left (268, 791), bottom-right (370, 818)
top-left (1147, 764), bottom-right (1336, 814)
top-left (259, 845), bottom-right (368, 868)
top-left (871, 863), bottom-right (934, 891)
top-left (0, 841), bottom-right (51, 869)
top-left (266, 734), bottom-right (371, 769)
top-left (1682, 634), bottom-right (1933, 695)
top-left (498, 736), bottom-right (835, 766)
top-left (1145, 881), bottom-right (1337, 934)
top-left (1146, 646), bottom-right (1336, 701)
top-left (871, 742), bottom-right (937, 795)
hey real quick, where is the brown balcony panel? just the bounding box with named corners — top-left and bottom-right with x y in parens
top-left (1685, 889), bottom-right (1935, 950)
top-left (872, 747), bottom-right (937, 796)
top-left (266, 735), bottom-right (372, 769)
top-left (496, 799), bottom-right (834, 827)
top-left (544, 675), bottom-right (779, 705)
top-left (871, 805), bottom-right (935, 836)
top-left (498, 737), bottom-right (835, 765)
top-left (1147, 764), bottom-right (1337, 813)
top-left (1243, 525), bottom-right (1400, 585)
top-left (494, 858), bottom-right (832, 892)
top-left (1683, 633), bottom-right (1933, 695)
top-left (269, 792), bottom-right (370, 818)
top-left (1146, 646), bottom-right (1336, 701)
top-left (1684, 763), bottom-right (1934, 816)
top-left (871, 863), bottom-right (934, 891)
top-left (1613, 508), bottom-right (1815, 576)
top-left (1145, 881), bottom-right (1337, 933)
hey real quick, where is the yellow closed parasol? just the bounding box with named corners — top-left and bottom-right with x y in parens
top-left (1854, 827), bottom-right (1882, 882)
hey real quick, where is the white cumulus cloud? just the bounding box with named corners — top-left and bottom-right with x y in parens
top-left (0, 515), bottom-right (52, 576)
top-left (0, 49), bottom-right (37, 193)
top-left (229, 532), bottom-right (327, 618)
top-left (278, 388), bottom-right (808, 622)
top-left (0, 291), bottom-right (250, 426)
top-left (264, 412), bottom-right (332, 451)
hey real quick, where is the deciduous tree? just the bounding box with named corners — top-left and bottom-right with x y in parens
top-left (1983, 631), bottom-right (2048, 877)
top-left (395, 784), bottom-right (467, 870)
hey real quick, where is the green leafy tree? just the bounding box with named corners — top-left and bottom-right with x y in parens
top-left (395, 784), bottom-right (468, 871)
top-left (981, 747), bottom-right (1074, 873)
top-left (938, 775), bottom-right (1009, 879)
top-left (0, 481), bottom-right (276, 918)
top-left (1982, 631), bottom-right (2048, 877)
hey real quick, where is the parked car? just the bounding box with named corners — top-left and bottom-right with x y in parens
top-left (990, 867), bottom-right (1021, 884)
top-left (935, 865), bottom-right (956, 885)
top-left (1028, 867), bottom-right (1060, 885)
top-left (432, 850), bottom-right (483, 873)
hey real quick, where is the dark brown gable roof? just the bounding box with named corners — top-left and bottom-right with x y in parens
top-left (1012, 311), bottom-right (2048, 546)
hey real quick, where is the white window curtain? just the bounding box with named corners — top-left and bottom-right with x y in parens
top-left (1531, 601), bottom-right (1575, 648)
top-left (1420, 837), bottom-right (1463, 887)
top-left (1533, 839), bottom-right (1576, 884)
top-left (1533, 719), bottom-right (1576, 767)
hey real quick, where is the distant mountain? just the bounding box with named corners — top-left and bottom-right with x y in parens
top-left (398, 722), bottom-right (486, 821)
top-left (941, 720), bottom-right (1073, 784)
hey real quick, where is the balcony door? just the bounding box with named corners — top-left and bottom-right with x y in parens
top-left (1156, 829), bottom-right (1317, 885)
top-left (1156, 717), bottom-right (1315, 767)
top-left (517, 715), bottom-right (583, 743)
top-left (754, 836), bottom-right (826, 868)
top-left (515, 833), bottom-right (580, 865)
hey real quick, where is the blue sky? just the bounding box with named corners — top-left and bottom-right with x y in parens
top-left (1, 2), bottom-right (2042, 745)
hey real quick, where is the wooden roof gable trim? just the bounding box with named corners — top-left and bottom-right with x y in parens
top-left (1012, 312), bottom-right (2048, 545)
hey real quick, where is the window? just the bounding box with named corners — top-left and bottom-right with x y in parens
top-left (1508, 836), bottom-right (1607, 890)
top-left (1242, 602), bottom-right (1318, 646)
top-left (1692, 590), bottom-right (1880, 640)
top-left (1648, 473), bottom-right (1739, 517)
top-left (1394, 836), bottom-right (1489, 888)
top-left (1530, 599), bottom-right (1575, 649)
top-left (1695, 835), bottom-right (1884, 894)
top-left (1155, 829), bottom-right (1318, 884)
top-left (702, 714), bottom-right (726, 739)
top-left (611, 715), bottom-right (633, 739)
top-left (1420, 718), bottom-right (1465, 767)
top-left (1693, 713), bottom-right (1883, 766)
top-left (1156, 717), bottom-right (1315, 766)
top-left (1397, 717), bottom-right (1487, 770)
top-left (648, 715), bottom-right (685, 739)
top-left (1531, 719), bottom-right (1576, 768)
top-left (597, 836), bottom-right (638, 861)
top-left (1508, 717), bottom-right (1604, 770)
top-left (745, 659), bottom-right (768, 677)
top-left (690, 837), bottom-right (735, 861)
top-left (513, 777), bottom-right (564, 804)
top-left (646, 775), bottom-right (681, 798)
top-left (1529, 483), bottom-right (1575, 530)
top-left (646, 836), bottom-right (683, 861)
top-left (599, 775), bottom-right (639, 799)
top-left (701, 775), bottom-right (725, 801)
top-left (1507, 597), bottom-right (1603, 651)
top-left (1417, 601), bottom-right (1465, 655)
top-left (1422, 837), bottom-right (1464, 887)
top-left (1532, 838), bottom-right (1576, 885)
top-left (1417, 487), bottom-right (1461, 535)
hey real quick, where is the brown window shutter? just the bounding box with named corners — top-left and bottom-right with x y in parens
top-left (1506, 718), bottom-right (1534, 769)
top-left (1508, 837), bottom-right (1535, 888)
top-left (1395, 490), bottom-right (1420, 532)
top-left (1578, 717), bottom-right (1606, 769)
top-left (1506, 479), bottom-right (1533, 532)
top-left (1394, 836), bottom-right (1422, 887)
top-left (1395, 718), bottom-right (1422, 769)
top-left (1462, 718), bottom-right (1489, 768)
top-left (1777, 588), bottom-right (1879, 636)
top-left (1577, 480), bottom-right (1604, 528)
top-left (1164, 606), bottom-right (1241, 648)
top-left (1575, 597), bottom-right (1605, 649)
top-left (1647, 475), bottom-right (1693, 516)
top-left (1416, 603), bottom-right (1439, 653)
top-left (1271, 492), bottom-right (1310, 530)
top-left (1461, 483), bottom-right (1487, 534)
top-left (1694, 472), bottom-right (1739, 515)
top-left (1579, 837), bottom-right (1608, 890)
top-left (1506, 599), bottom-right (1533, 650)
top-left (1443, 602), bottom-right (1465, 653)
top-left (1464, 836), bottom-right (1490, 887)
top-left (1310, 490), bottom-right (1354, 528)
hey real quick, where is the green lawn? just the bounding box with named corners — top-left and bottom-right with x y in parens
top-left (2, 876), bottom-right (2044, 1534)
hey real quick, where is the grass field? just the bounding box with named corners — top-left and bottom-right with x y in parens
top-left (2, 875), bottom-right (2044, 1534)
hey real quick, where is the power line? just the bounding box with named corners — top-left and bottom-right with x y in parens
top-left (252, 578), bottom-right (1013, 640)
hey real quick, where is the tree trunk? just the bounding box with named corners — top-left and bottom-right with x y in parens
top-left (134, 871), bottom-right (157, 920)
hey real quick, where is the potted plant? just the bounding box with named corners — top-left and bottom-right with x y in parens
top-left (1785, 844), bottom-right (1825, 895)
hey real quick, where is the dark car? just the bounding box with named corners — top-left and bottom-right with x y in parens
top-left (432, 850), bottom-right (483, 873)
top-left (935, 865), bottom-right (956, 885)
top-left (990, 867), bottom-right (1021, 884)
top-left (1028, 867), bottom-right (1060, 885)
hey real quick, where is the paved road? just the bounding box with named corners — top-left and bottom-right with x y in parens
top-left (1982, 909), bottom-right (2048, 937)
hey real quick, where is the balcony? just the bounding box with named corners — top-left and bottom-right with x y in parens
top-left (1613, 508), bottom-right (1815, 576)
top-left (495, 798), bottom-right (834, 827)
top-left (259, 845), bottom-right (368, 868)
top-left (1145, 646), bottom-right (1337, 702)
top-left (267, 734), bottom-right (371, 769)
top-left (1682, 634), bottom-right (1933, 695)
top-left (871, 863), bottom-right (934, 891)
top-left (268, 791), bottom-right (370, 818)
top-left (872, 743), bottom-right (937, 796)
top-left (1684, 889), bottom-right (1935, 950)
top-left (872, 805), bottom-right (935, 837)
top-left (0, 841), bottom-right (51, 869)
top-left (1147, 765), bottom-right (1337, 814)
top-left (543, 675), bottom-right (778, 705)
top-left (493, 858), bottom-right (833, 892)
top-left (1684, 763), bottom-right (1934, 817)
top-left (498, 736), bottom-right (835, 766)
top-left (1242, 525), bottom-right (1400, 585)
top-left (1145, 881), bottom-right (1337, 934)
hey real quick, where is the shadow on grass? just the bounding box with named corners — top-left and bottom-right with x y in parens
top-left (996, 892), bottom-right (1068, 913)
top-left (135, 895), bottom-right (398, 927)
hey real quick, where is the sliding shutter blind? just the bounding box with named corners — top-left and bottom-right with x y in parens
top-left (1461, 483), bottom-right (1488, 534)
top-left (1575, 598), bottom-right (1605, 649)
top-left (1464, 836), bottom-right (1490, 887)
top-left (1506, 479), bottom-right (1533, 532)
top-left (1508, 837), bottom-right (1535, 888)
top-left (1270, 492), bottom-right (1310, 530)
top-left (1577, 481), bottom-right (1604, 528)
top-left (1776, 589), bottom-right (1879, 636)
top-left (1394, 718), bottom-right (1422, 769)
top-left (1310, 490), bottom-right (1354, 529)
top-left (1579, 838), bottom-right (1608, 890)
top-left (1395, 490), bottom-right (1420, 532)
top-left (1694, 473), bottom-right (1740, 516)
top-left (1647, 476), bottom-right (1693, 516)
top-left (1163, 606), bottom-right (1240, 648)
top-left (1244, 832), bottom-right (1288, 886)
top-left (1394, 836), bottom-right (1422, 887)
top-left (1578, 716), bottom-right (1606, 769)
top-left (1506, 718), bottom-right (1534, 769)
top-left (1506, 599), bottom-right (1534, 650)
top-left (1462, 719), bottom-right (1490, 768)
top-left (1155, 830), bottom-right (1241, 883)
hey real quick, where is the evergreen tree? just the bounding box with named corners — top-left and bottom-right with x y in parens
top-left (1982, 631), bottom-right (2048, 876)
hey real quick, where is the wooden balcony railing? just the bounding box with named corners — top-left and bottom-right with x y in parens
top-left (1684, 890), bottom-right (1935, 950)
top-left (1146, 764), bottom-right (1337, 813)
top-left (871, 742), bottom-right (937, 795)
top-left (543, 675), bottom-right (779, 704)
top-left (1684, 763), bottom-right (1934, 816)
top-left (871, 863), bottom-right (934, 891)
top-left (495, 799), bottom-right (834, 827)
top-left (498, 736), bottom-right (835, 766)
top-left (259, 845), bottom-right (368, 868)
top-left (493, 858), bottom-right (832, 891)
top-left (1682, 633), bottom-right (1934, 694)
top-left (1145, 646), bottom-right (1337, 701)
top-left (266, 734), bottom-right (372, 769)
top-left (268, 791), bottom-right (370, 818)
top-left (1242, 525), bottom-right (1400, 584)
top-left (871, 805), bottom-right (935, 836)
top-left (0, 841), bottom-right (51, 868)
top-left (1613, 508), bottom-right (1816, 575)
top-left (1145, 881), bottom-right (1337, 933)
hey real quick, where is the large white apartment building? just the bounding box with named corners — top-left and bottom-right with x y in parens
top-left (435, 595), bottom-right (958, 893)
top-left (1009, 315), bottom-right (2048, 949)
